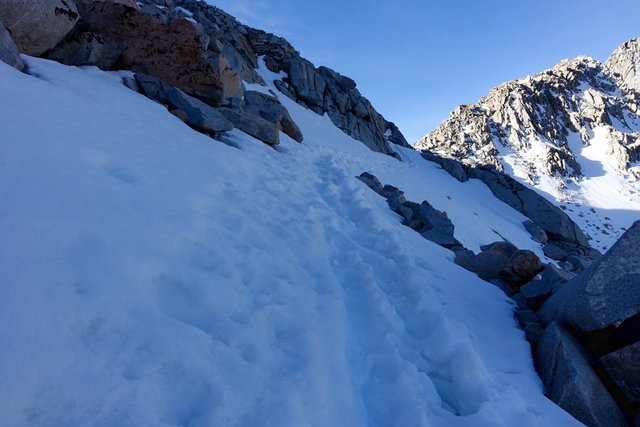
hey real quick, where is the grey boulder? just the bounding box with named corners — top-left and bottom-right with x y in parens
top-left (243, 90), bottom-right (303, 142)
top-left (219, 108), bottom-right (280, 146)
top-left (599, 341), bottom-right (640, 407)
top-left (536, 322), bottom-right (627, 427)
top-left (540, 220), bottom-right (640, 332)
top-left (0, 0), bottom-right (80, 56)
top-left (134, 73), bottom-right (233, 134)
top-left (454, 241), bottom-right (516, 282)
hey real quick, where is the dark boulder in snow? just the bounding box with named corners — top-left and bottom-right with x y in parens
top-left (540, 220), bottom-right (640, 332)
top-left (0, 19), bottom-right (24, 71)
top-left (536, 322), bottom-right (627, 427)
top-left (499, 250), bottom-right (543, 287)
top-left (134, 73), bottom-right (233, 134)
top-left (0, 0), bottom-right (79, 56)
top-left (356, 172), bottom-right (383, 194)
top-left (454, 241), bottom-right (516, 282)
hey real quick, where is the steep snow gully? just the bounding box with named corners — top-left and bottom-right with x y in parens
top-left (0, 56), bottom-right (582, 426)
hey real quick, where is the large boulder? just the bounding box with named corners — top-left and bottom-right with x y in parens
top-left (0, 19), bottom-right (24, 71)
top-left (536, 323), bottom-right (627, 427)
top-left (134, 73), bottom-right (233, 134)
top-left (0, 0), bottom-right (79, 56)
top-left (599, 341), bottom-right (640, 408)
top-left (243, 91), bottom-right (303, 142)
top-left (417, 201), bottom-right (459, 248)
top-left (218, 108), bottom-right (280, 146)
top-left (540, 220), bottom-right (640, 332)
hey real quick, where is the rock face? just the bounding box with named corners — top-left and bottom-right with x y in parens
top-left (417, 47), bottom-right (640, 251)
top-left (540, 220), bottom-right (640, 332)
top-left (0, 19), bottom-right (24, 71)
top-left (536, 322), bottom-right (627, 427)
top-left (606, 38), bottom-right (640, 93)
top-left (0, 0), bottom-right (79, 56)
top-left (599, 341), bottom-right (640, 408)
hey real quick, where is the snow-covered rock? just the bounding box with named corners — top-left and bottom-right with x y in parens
top-left (606, 37), bottom-right (640, 93)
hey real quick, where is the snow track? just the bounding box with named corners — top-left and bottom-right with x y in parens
top-left (0, 58), bottom-right (580, 426)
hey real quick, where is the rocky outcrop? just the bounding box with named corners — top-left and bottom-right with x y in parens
top-left (0, 19), bottom-right (24, 71)
top-left (606, 38), bottom-right (640, 93)
top-left (540, 220), bottom-right (640, 332)
top-left (357, 172), bottom-right (461, 249)
top-left (536, 322), bottom-right (627, 427)
top-left (0, 0), bottom-right (79, 56)
top-left (40, 0), bottom-right (406, 154)
top-left (422, 152), bottom-right (595, 260)
top-left (53, 2), bottom-right (232, 106)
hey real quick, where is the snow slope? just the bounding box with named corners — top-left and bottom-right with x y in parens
top-left (0, 57), bottom-right (580, 426)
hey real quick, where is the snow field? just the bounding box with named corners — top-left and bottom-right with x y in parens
top-left (0, 57), bottom-right (579, 426)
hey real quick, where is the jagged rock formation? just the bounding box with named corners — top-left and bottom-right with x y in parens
top-left (417, 43), bottom-right (640, 252)
top-left (606, 38), bottom-right (640, 93)
top-left (31, 0), bottom-right (407, 154)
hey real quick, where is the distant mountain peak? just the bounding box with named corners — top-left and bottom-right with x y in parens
top-left (417, 38), bottom-right (640, 251)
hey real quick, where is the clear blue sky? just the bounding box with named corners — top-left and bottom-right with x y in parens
top-left (211, 0), bottom-right (640, 143)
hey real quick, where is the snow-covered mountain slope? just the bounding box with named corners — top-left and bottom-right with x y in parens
top-left (0, 56), bottom-right (581, 426)
top-left (416, 47), bottom-right (640, 252)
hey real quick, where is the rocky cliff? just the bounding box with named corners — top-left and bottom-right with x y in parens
top-left (417, 42), bottom-right (640, 252)
top-left (0, 0), bottom-right (408, 155)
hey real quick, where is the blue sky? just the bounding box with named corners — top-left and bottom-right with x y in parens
top-left (211, 0), bottom-right (640, 143)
